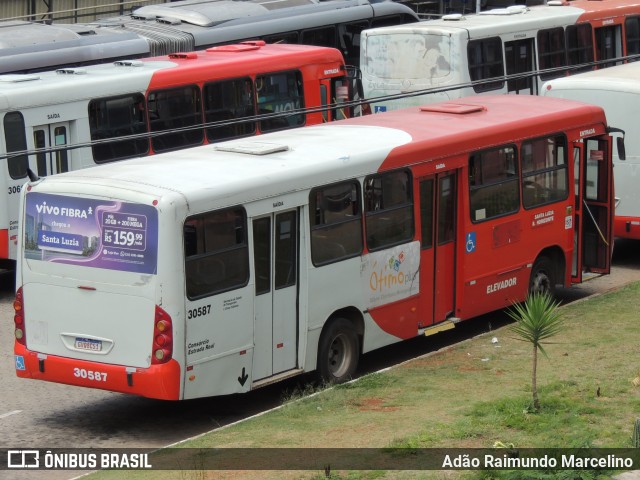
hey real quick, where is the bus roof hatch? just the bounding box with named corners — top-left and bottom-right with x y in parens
top-left (214, 141), bottom-right (289, 155)
top-left (419, 103), bottom-right (486, 114)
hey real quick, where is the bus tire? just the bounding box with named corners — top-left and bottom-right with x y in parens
top-left (529, 256), bottom-right (555, 298)
top-left (317, 318), bottom-right (359, 384)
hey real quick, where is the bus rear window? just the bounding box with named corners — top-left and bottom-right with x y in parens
top-left (364, 33), bottom-right (452, 81)
top-left (184, 207), bottom-right (249, 299)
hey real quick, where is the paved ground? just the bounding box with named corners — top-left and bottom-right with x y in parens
top-left (617, 472), bottom-right (640, 479)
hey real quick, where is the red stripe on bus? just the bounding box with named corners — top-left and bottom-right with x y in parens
top-left (0, 229), bottom-right (8, 260)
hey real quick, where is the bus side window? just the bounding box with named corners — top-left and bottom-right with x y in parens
top-left (364, 169), bottom-right (414, 251)
top-left (184, 207), bottom-right (249, 299)
top-left (467, 37), bottom-right (504, 93)
top-left (522, 135), bottom-right (568, 209)
top-left (566, 24), bottom-right (594, 74)
top-left (301, 26), bottom-right (337, 50)
top-left (310, 180), bottom-right (363, 266)
top-left (625, 16), bottom-right (640, 58)
top-left (203, 78), bottom-right (256, 142)
top-left (4, 111), bottom-right (28, 179)
top-left (338, 21), bottom-right (368, 66)
top-left (149, 86), bottom-right (204, 153)
top-left (538, 27), bottom-right (567, 80)
top-left (88, 94), bottom-right (149, 163)
top-left (257, 71), bottom-right (305, 132)
top-left (261, 32), bottom-right (299, 44)
top-left (469, 146), bottom-right (519, 222)
top-left (370, 15), bottom-right (411, 29)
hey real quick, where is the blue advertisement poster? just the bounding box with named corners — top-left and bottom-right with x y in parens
top-left (24, 192), bottom-right (158, 274)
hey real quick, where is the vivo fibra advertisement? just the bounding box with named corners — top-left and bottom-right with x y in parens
top-left (24, 192), bottom-right (158, 274)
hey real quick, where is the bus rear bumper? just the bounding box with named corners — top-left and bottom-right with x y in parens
top-left (614, 216), bottom-right (640, 240)
top-left (14, 343), bottom-right (181, 400)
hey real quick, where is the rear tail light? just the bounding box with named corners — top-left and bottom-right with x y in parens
top-left (151, 305), bottom-right (173, 364)
top-left (14, 287), bottom-right (25, 346)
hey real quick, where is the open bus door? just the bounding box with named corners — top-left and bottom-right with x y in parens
top-left (322, 66), bottom-right (370, 122)
top-left (571, 135), bottom-right (614, 283)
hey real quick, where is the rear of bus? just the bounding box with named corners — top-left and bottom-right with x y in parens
top-left (13, 178), bottom-right (183, 400)
top-left (360, 23), bottom-right (464, 112)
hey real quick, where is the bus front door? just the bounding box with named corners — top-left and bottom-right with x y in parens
top-left (252, 209), bottom-right (299, 381)
top-left (505, 38), bottom-right (536, 95)
top-left (418, 172), bottom-right (457, 326)
top-left (31, 122), bottom-right (71, 177)
top-left (572, 137), bottom-right (613, 283)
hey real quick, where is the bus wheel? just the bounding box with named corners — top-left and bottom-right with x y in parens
top-left (317, 318), bottom-right (359, 384)
top-left (529, 256), bottom-right (555, 297)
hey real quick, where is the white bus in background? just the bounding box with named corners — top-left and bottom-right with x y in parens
top-left (360, 0), bottom-right (640, 112)
top-left (542, 62), bottom-right (640, 241)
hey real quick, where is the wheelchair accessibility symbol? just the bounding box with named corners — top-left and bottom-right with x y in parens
top-left (465, 232), bottom-right (476, 254)
top-left (15, 355), bottom-right (26, 371)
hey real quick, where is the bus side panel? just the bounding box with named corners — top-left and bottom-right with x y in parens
top-left (306, 254), bottom-right (403, 359)
top-left (361, 241), bottom-right (421, 337)
top-left (460, 265), bottom-right (531, 320)
top-left (182, 285), bottom-right (254, 399)
top-left (458, 207), bottom-right (572, 320)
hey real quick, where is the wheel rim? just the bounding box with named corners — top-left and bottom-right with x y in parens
top-left (328, 333), bottom-right (354, 378)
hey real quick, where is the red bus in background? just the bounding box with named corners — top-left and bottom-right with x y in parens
top-left (1, 41), bottom-right (363, 266)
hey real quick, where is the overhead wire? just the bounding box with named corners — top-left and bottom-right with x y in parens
top-left (1, 54), bottom-right (638, 162)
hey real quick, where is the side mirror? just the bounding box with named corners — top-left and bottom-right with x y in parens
top-left (607, 127), bottom-right (626, 161)
top-left (617, 136), bottom-right (626, 161)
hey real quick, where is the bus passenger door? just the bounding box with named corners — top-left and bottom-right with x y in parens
top-left (32, 122), bottom-right (70, 177)
top-left (572, 138), bottom-right (613, 283)
top-left (252, 209), bottom-right (299, 381)
top-left (594, 25), bottom-right (623, 68)
top-left (504, 38), bottom-right (536, 95)
top-left (418, 172), bottom-right (457, 326)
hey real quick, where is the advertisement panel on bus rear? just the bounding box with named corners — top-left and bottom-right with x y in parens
top-left (23, 192), bottom-right (158, 274)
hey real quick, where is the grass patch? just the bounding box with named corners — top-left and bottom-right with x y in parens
top-left (86, 282), bottom-right (640, 480)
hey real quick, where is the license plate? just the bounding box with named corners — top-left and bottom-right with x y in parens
top-left (75, 337), bottom-right (102, 352)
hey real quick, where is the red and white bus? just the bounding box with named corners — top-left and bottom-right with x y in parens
top-left (0, 41), bottom-right (362, 267)
top-left (14, 95), bottom-right (614, 400)
top-left (361, 0), bottom-right (640, 111)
